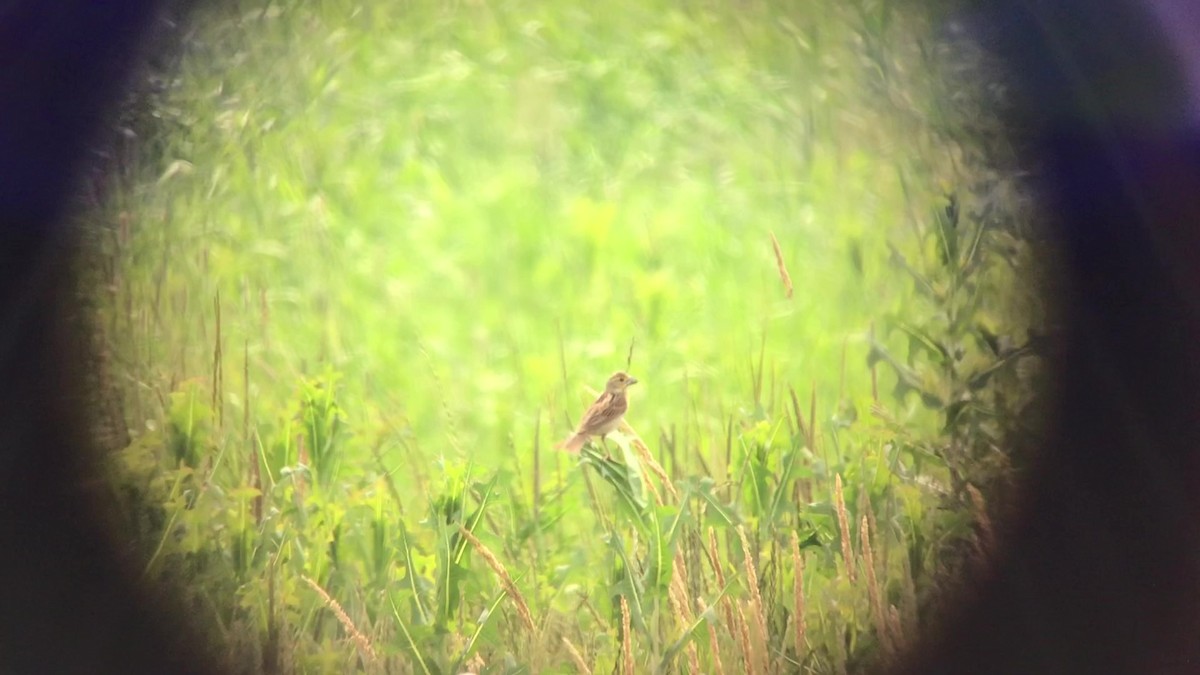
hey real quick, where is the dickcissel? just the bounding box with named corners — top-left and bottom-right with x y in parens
top-left (557, 371), bottom-right (638, 453)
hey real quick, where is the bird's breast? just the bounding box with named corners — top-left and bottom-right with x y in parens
top-left (593, 416), bottom-right (622, 435)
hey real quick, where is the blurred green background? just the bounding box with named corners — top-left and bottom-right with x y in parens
top-left (92, 0), bottom-right (1044, 671)
top-left (119, 0), bottom-right (983, 457)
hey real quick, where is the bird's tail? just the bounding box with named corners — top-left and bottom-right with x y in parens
top-left (556, 433), bottom-right (587, 453)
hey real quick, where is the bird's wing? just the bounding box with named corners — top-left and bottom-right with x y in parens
top-left (574, 392), bottom-right (610, 432)
top-left (577, 391), bottom-right (626, 433)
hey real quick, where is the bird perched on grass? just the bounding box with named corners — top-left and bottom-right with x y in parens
top-left (557, 371), bottom-right (638, 453)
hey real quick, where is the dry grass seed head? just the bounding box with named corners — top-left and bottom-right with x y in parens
top-left (301, 576), bottom-right (377, 663)
top-left (834, 474), bottom-right (855, 584)
top-left (630, 435), bottom-right (677, 501)
top-left (668, 556), bottom-right (701, 674)
top-left (736, 526), bottom-right (770, 675)
top-left (670, 556), bottom-right (695, 622)
top-left (458, 526), bottom-right (535, 632)
top-left (620, 595), bottom-right (634, 675)
top-left (790, 532), bottom-right (806, 658)
top-left (967, 483), bottom-right (995, 556)
top-left (561, 636), bottom-right (591, 675)
top-left (887, 604), bottom-right (905, 653)
top-left (707, 527), bottom-right (737, 634)
top-left (770, 231), bottom-right (794, 299)
top-left (707, 617), bottom-right (727, 675)
top-left (860, 516), bottom-right (893, 657)
top-left (734, 599), bottom-right (758, 675)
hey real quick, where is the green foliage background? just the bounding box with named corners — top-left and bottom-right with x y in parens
top-left (89, 0), bottom-right (1046, 672)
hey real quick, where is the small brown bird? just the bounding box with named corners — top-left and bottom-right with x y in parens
top-left (557, 371), bottom-right (638, 453)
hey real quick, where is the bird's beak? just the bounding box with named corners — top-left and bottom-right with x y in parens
top-left (627, 377), bottom-right (638, 385)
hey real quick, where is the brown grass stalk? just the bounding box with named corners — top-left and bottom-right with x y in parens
top-left (862, 485), bottom-right (881, 570)
top-left (860, 516), bottom-right (893, 657)
top-left (707, 616), bottom-right (726, 675)
top-left (639, 459), bottom-right (665, 505)
top-left (887, 604), bottom-right (905, 654)
top-left (788, 385), bottom-right (809, 449)
top-left (620, 595), bottom-right (634, 675)
top-left (669, 556), bottom-right (702, 674)
top-left (834, 474), bottom-right (856, 584)
top-left (967, 483), bottom-right (995, 557)
top-left (301, 576), bottom-right (377, 663)
top-left (708, 528), bottom-right (753, 675)
top-left (707, 528), bottom-right (738, 641)
top-left (769, 231), bottom-right (794, 299)
top-left (561, 637), bottom-right (591, 675)
top-left (669, 558), bottom-right (694, 625)
top-left (458, 526), bottom-right (535, 632)
top-left (736, 526), bottom-right (770, 675)
top-left (790, 532), bottom-right (806, 659)
top-left (734, 600), bottom-right (758, 675)
top-left (630, 435), bottom-right (677, 501)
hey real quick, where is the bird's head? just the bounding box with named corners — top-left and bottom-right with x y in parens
top-left (605, 371), bottom-right (638, 394)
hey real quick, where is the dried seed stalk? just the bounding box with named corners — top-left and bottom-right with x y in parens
top-left (790, 532), bottom-right (806, 658)
top-left (967, 483), bottom-right (995, 557)
top-left (458, 526), bottom-right (535, 632)
top-left (621, 595), bottom-right (634, 675)
top-left (860, 516), bottom-right (893, 656)
top-left (737, 526), bottom-right (770, 675)
top-left (561, 637), bottom-right (591, 675)
top-left (669, 556), bottom-right (702, 674)
top-left (770, 231), bottom-right (794, 299)
top-left (301, 576), bottom-right (377, 663)
top-left (834, 474), bottom-right (856, 584)
top-left (707, 527), bottom-right (737, 634)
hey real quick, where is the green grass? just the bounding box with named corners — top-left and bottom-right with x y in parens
top-left (92, 0), bottom-right (1044, 672)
